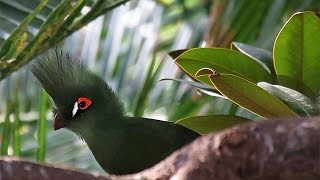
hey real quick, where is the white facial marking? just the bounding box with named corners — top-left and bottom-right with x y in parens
top-left (72, 102), bottom-right (78, 117)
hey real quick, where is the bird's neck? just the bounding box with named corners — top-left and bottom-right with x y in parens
top-left (79, 117), bottom-right (128, 168)
top-left (75, 114), bottom-right (126, 139)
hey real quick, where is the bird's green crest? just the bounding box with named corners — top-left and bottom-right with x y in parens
top-left (31, 50), bottom-right (123, 115)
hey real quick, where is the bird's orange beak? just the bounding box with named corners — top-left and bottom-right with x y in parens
top-left (53, 113), bottom-right (68, 130)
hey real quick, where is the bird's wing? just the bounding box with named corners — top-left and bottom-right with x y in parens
top-left (101, 117), bottom-right (199, 174)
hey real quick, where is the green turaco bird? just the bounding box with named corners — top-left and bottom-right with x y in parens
top-left (31, 50), bottom-right (199, 175)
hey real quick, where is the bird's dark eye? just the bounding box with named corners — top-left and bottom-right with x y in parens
top-left (77, 97), bottom-right (92, 110)
top-left (79, 101), bottom-right (86, 108)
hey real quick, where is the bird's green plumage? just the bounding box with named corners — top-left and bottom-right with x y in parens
top-left (31, 50), bottom-right (199, 175)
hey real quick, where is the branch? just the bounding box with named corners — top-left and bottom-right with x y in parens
top-left (0, 156), bottom-right (109, 180)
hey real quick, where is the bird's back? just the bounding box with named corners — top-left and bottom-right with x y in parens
top-left (126, 117), bottom-right (199, 150)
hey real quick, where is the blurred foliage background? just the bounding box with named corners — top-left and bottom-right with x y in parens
top-left (0, 0), bottom-right (319, 174)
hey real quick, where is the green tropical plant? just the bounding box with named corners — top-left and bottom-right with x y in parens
top-left (171, 12), bottom-right (320, 133)
top-left (0, 0), bottom-right (130, 81)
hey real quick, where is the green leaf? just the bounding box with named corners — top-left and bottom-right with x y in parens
top-left (231, 42), bottom-right (274, 75)
top-left (13, 91), bottom-right (21, 156)
top-left (197, 68), bottom-right (298, 118)
top-left (1, 99), bottom-right (13, 155)
top-left (274, 12), bottom-right (320, 98)
top-left (0, 0), bottom-right (48, 60)
top-left (257, 82), bottom-right (319, 117)
top-left (0, 0), bottom-right (131, 81)
top-left (160, 78), bottom-right (224, 98)
top-left (37, 88), bottom-right (48, 162)
top-left (174, 48), bottom-right (273, 85)
top-left (176, 115), bottom-right (251, 135)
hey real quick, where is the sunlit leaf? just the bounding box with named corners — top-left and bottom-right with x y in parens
top-left (274, 12), bottom-right (320, 98)
top-left (174, 48), bottom-right (273, 86)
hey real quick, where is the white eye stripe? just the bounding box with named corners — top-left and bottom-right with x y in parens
top-left (72, 102), bottom-right (78, 117)
top-left (54, 112), bottom-right (58, 119)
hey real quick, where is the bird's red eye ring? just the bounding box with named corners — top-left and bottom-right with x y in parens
top-left (77, 97), bottom-right (92, 110)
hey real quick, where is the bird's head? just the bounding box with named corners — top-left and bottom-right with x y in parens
top-left (31, 50), bottom-right (124, 134)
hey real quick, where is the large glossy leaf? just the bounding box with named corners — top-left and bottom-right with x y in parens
top-left (231, 42), bottom-right (274, 75)
top-left (174, 48), bottom-right (273, 85)
top-left (196, 68), bottom-right (298, 118)
top-left (175, 115), bottom-right (251, 135)
top-left (257, 82), bottom-right (319, 117)
top-left (274, 12), bottom-right (320, 98)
